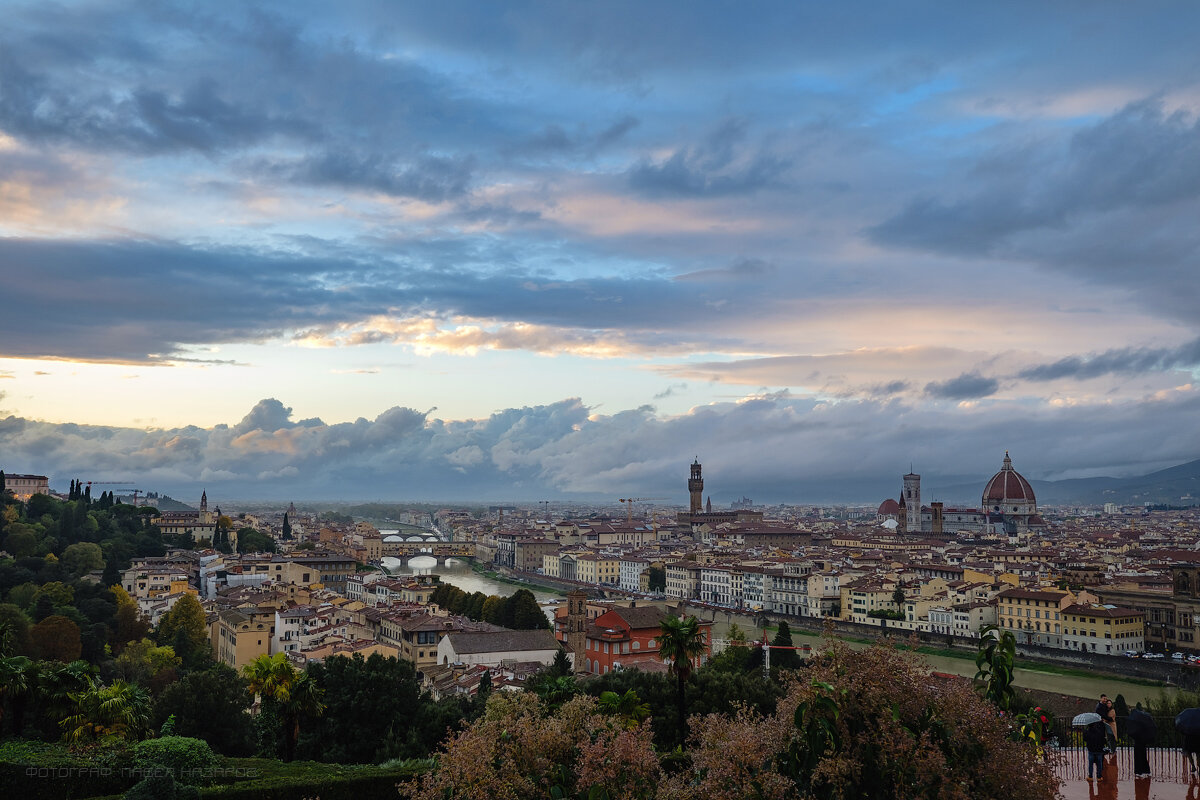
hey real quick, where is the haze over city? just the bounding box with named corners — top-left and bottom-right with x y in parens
top-left (3, 2), bottom-right (1200, 500)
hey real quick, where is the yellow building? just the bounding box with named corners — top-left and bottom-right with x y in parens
top-left (996, 587), bottom-right (1074, 647)
top-left (1062, 603), bottom-right (1145, 655)
top-left (212, 607), bottom-right (274, 670)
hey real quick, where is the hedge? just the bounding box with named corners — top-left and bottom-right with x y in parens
top-left (199, 759), bottom-right (429, 800)
top-left (0, 744), bottom-right (429, 800)
top-left (0, 740), bottom-right (136, 800)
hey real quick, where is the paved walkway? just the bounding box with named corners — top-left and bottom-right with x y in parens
top-left (1058, 748), bottom-right (1200, 799)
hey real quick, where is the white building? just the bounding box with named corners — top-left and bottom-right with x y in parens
top-left (436, 629), bottom-right (561, 668)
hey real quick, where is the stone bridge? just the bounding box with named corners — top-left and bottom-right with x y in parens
top-left (380, 541), bottom-right (476, 562)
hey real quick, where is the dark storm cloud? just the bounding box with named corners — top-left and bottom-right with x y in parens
top-left (924, 372), bottom-right (1000, 400)
top-left (871, 99), bottom-right (1200, 251)
top-left (868, 99), bottom-right (1200, 324)
top-left (6, 391), bottom-right (1200, 502)
top-left (0, 237), bottom-right (761, 363)
top-left (1017, 338), bottom-right (1200, 382)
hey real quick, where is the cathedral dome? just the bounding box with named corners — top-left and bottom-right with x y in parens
top-left (878, 499), bottom-right (901, 515)
top-left (982, 452), bottom-right (1036, 511)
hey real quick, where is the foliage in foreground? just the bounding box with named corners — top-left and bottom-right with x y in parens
top-left (408, 642), bottom-right (1058, 800)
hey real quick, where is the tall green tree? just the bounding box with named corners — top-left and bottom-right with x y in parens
top-left (62, 542), bottom-right (104, 578)
top-left (505, 588), bottom-right (551, 630)
top-left (156, 594), bottom-right (210, 666)
top-left (655, 614), bottom-right (708, 745)
top-left (770, 621), bottom-right (802, 670)
top-left (151, 664), bottom-right (256, 755)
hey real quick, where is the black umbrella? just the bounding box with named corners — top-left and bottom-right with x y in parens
top-left (1128, 709), bottom-right (1158, 743)
top-left (1175, 707), bottom-right (1200, 736)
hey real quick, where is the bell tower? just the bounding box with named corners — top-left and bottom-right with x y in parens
top-left (688, 459), bottom-right (704, 515)
top-left (566, 590), bottom-right (588, 672)
top-left (903, 471), bottom-right (921, 533)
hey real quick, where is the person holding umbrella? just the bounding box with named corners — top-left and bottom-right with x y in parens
top-left (1175, 707), bottom-right (1200, 775)
top-left (1128, 703), bottom-right (1157, 778)
top-left (1083, 718), bottom-right (1109, 782)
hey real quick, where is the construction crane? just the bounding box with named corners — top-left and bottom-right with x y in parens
top-left (617, 498), bottom-right (664, 523)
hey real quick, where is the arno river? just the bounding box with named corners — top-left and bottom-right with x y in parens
top-left (380, 550), bottom-right (1179, 706)
top-left (379, 555), bottom-right (563, 612)
top-left (713, 623), bottom-right (1183, 708)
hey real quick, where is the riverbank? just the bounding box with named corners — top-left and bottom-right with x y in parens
top-left (470, 562), bottom-right (568, 596)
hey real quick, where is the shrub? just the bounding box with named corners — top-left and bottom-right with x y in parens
top-left (125, 773), bottom-right (200, 800)
top-left (133, 737), bottom-right (218, 786)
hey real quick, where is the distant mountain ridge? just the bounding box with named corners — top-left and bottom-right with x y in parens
top-left (927, 458), bottom-right (1200, 508)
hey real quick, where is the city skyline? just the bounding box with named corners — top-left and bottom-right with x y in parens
top-left (3, 3), bottom-right (1200, 499)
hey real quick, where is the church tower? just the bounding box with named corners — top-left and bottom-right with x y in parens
top-left (903, 471), bottom-right (921, 533)
top-left (688, 459), bottom-right (704, 515)
top-left (566, 590), bottom-right (588, 673)
top-left (199, 490), bottom-right (213, 524)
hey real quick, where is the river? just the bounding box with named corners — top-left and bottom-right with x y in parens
top-left (709, 622), bottom-right (1181, 707)
top-left (379, 556), bottom-right (563, 607)
top-left (378, 538), bottom-right (1178, 705)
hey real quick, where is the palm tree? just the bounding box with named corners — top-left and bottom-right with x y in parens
top-left (38, 660), bottom-right (94, 733)
top-left (0, 655), bottom-right (33, 733)
top-left (243, 653), bottom-right (325, 761)
top-left (597, 689), bottom-right (651, 730)
top-left (61, 680), bottom-right (150, 743)
top-left (655, 614), bottom-right (707, 745)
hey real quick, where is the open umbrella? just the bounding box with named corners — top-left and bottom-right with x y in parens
top-left (1175, 708), bottom-right (1200, 736)
top-left (1073, 712), bottom-right (1103, 726)
top-left (1128, 709), bottom-right (1158, 743)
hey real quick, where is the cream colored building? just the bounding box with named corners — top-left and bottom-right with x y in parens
top-left (212, 607), bottom-right (274, 670)
top-left (3, 473), bottom-right (49, 501)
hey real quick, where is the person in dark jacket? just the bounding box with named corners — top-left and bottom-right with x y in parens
top-left (1131, 703), bottom-right (1152, 777)
top-left (1185, 732), bottom-right (1200, 775)
top-left (1084, 720), bottom-right (1108, 781)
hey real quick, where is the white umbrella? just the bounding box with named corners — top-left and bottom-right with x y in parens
top-left (1072, 712), bottom-right (1102, 726)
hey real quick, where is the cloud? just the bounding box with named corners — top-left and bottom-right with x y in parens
top-left (4, 392), bottom-right (1200, 502)
top-left (1017, 337), bottom-right (1200, 382)
top-left (628, 118), bottom-right (789, 197)
top-left (263, 152), bottom-right (476, 201)
top-left (0, 237), bottom-right (734, 364)
top-left (654, 383), bottom-right (688, 400)
top-left (868, 98), bottom-right (1200, 324)
top-left (924, 372), bottom-right (1000, 400)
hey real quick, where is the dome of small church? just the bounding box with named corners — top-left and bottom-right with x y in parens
top-left (877, 498), bottom-right (901, 515)
top-left (982, 452), bottom-right (1036, 509)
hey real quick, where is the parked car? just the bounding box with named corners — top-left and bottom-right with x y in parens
top-left (1124, 650), bottom-right (1139, 657)
top-left (1173, 652), bottom-right (1186, 660)
top-left (1145, 652), bottom-right (1165, 659)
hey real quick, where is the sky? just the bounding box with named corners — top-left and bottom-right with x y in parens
top-left (2, 1), bottom-right (1200, 504)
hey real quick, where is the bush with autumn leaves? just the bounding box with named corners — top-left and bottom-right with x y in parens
top-left (406, 640), bottom-right (1058, 800)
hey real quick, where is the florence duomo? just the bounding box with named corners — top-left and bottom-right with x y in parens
top-left (878, 452), bottom-right (1045, 536)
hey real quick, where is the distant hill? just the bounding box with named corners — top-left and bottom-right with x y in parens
top-left (927, 458), bottom-right (1200, 508)
top-left (115, 493), bottom-right (195, 512)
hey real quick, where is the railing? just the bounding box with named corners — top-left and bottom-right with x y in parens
top-left (1046, 715), bottom-right (1191, 781)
